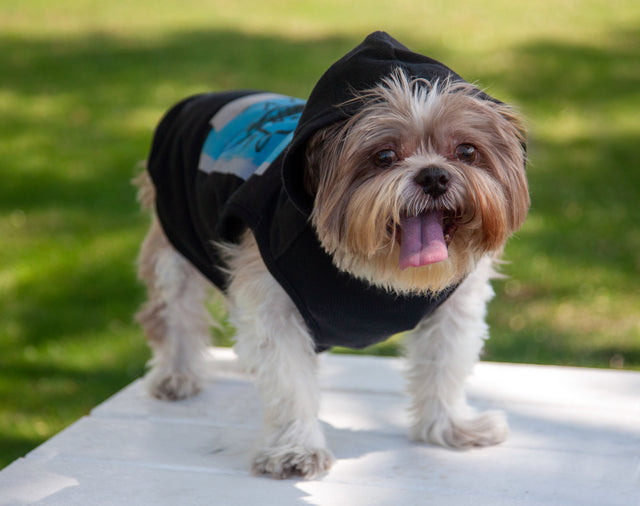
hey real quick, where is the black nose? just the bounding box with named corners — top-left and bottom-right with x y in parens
top-left (415, 167), bottom-right (451, 197)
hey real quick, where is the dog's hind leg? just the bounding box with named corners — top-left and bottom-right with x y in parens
top-left (135, 173), bottom-right (212, 400)
top-left (224, 231), bottom-right (335, 480)
top-left (136, 218), bottom-right (213, 400)
top-left (404, 256), bottom-right (509, 448)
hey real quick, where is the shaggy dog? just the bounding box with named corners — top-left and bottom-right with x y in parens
top-left (135, 31), bottom-right (528, 479)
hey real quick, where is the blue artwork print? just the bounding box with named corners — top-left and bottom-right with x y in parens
top-left (199, 94), bottom-right (306, 179)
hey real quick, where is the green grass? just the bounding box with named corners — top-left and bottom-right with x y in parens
top-left (1, 0), bottom-right (639, 469)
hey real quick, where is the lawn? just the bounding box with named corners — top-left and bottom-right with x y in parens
top-left (1, 0), bottom-right (639, 469)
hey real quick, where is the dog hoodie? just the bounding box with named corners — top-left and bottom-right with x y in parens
top-left (147, 31), bottom-right (479, 351)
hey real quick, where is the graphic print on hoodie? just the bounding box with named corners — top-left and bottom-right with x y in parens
top-left (146, 31), bottom-right (495, 352)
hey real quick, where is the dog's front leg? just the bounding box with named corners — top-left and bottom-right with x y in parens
top-left (231, 283), bottom-right (334, 479)
top-left (404, 256), bottom-right (509, 449)
top-left (226, 235), bottom-right (334, 480)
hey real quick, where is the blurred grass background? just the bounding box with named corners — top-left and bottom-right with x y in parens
top-left (1, 0), bottom-right (639, 469)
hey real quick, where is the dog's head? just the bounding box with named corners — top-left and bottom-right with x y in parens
top-left (302, 70), bottom-right (529, 294)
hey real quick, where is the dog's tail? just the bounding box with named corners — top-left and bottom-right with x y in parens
top-left (132, 161), bottom-right (156, 211)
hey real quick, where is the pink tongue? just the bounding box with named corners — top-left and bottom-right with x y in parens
top-left (398, 211), bottom-right (448, 270)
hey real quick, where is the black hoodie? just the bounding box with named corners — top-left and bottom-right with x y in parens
top-left (147, 31), bottom-right (475, 352)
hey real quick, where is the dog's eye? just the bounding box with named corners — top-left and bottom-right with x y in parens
top-left (455, 144), bottom-right (478, 164)
top-left (455, 144), bottom-right (477, 163)
top-left (374, 149), bottom-right (398, 168)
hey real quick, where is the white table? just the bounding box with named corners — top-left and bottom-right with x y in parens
top-left (1, 348), bottom-right (639, 505)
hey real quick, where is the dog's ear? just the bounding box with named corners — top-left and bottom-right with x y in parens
top-left (499, 105), bottom-right (528, 168)
top-left (303, 122), bottom-right (346, 197)
top-left (493, 103), bottom-right (530, 234)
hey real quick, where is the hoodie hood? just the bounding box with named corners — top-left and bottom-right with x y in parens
top-left (282, 31), bottom-right (492, 215)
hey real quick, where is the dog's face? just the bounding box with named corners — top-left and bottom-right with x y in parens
top-left (304, 71), bottom-right (529, 294)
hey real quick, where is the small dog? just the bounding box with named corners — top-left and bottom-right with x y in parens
top-left (134, 31), bottom-right (529, 479)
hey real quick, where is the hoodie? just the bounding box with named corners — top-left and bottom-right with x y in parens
top-left (147, 31), bottom-right (476, 352)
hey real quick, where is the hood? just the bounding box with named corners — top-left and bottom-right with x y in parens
top-left (282, 31), bottom-right (493, 215)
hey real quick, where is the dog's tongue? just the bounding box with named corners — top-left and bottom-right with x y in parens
top-left (398, 211), bottom-right (448, 270)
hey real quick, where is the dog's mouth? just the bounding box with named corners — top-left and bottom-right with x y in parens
top-left (395, 211), bottom-right (458, 270)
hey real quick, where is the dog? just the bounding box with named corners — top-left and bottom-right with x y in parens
top-left (134, 31), bottom-right (529, 479)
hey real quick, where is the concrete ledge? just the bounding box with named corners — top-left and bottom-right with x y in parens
top-left (1, 348), bottom-right (638, 505)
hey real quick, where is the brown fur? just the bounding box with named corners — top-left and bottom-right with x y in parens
top-left (306, 71), bottom-right (528, 293)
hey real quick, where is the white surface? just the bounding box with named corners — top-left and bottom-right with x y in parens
top-left (1, 348), bottom-right (639, 505)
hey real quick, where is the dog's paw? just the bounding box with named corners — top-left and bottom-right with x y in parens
top-left (145, 370), bottom-right (202, 400)
top-left (411, 410), bottom-right (509, 449)
top-left (252, 446), bottom-right (335, 480)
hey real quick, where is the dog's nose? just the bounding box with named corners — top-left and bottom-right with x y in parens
top-left (415, 168), bottom-right (451, 197)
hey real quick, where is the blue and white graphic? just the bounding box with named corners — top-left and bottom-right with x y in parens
top-left (199, 93), bottom-right (305, 179)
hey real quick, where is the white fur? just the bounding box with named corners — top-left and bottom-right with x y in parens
top-left (139, 224), bottom-right (507, 478)
top-left (223, 233), bottom-right (335, 479)
top-left (137, 221), bottom-right (212, 400)
top-left (405, 255), bottom-right (508, 447)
